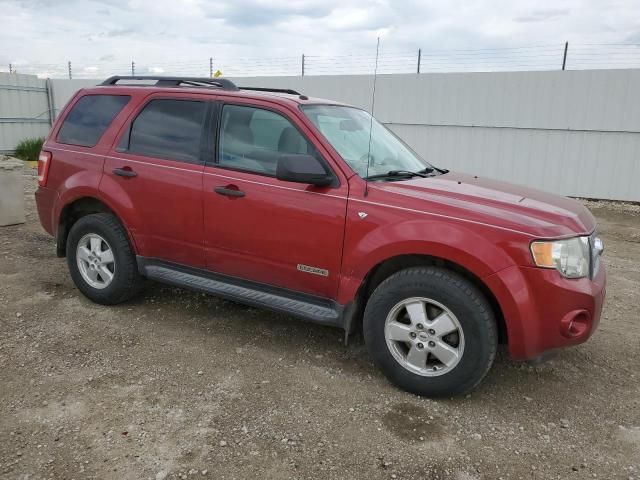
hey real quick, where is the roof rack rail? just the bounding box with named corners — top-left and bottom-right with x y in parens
top-left (240, 86), bottom-right (301, 95)
top-left (100, 76), bottom-right (239, 91)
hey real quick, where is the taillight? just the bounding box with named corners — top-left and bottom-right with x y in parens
top-left (38, 151), bottom-right (52, 186)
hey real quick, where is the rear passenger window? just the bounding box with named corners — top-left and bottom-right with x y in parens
top-left (126, 99), bottom-right (206, 164)
top-left (57, 95), bottom-right (130, 147)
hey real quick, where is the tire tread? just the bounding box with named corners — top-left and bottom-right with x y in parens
top-left (363, 266), bottom-right (497, 397)
top-left (66, 213), bottom-right (141, 305)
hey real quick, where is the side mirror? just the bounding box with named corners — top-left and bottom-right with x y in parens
top-left (276, 154), bottom-right (333, 186)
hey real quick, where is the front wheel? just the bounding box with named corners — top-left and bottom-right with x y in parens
top-left (363, 266), bottom-right (497, 397)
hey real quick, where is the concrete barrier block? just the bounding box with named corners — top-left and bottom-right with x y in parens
top-left (0, 158), bottom-right (26, 226)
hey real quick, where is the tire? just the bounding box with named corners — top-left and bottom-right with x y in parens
top-left (66, 213), bottom-right (142, 305)
top-left (363, 266), bottom-right (497, 397)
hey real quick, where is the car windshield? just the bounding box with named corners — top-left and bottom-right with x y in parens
top-left (301, 104), bottom-right (435, 179)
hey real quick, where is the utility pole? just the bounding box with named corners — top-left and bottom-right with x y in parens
top-left (131, 61), bottom-right (135, 76)
top-left (417, 48), bottom-right (421, 73)
top-left (8, 63), bottom-right (12, 74)
top-left (301, 54), bottom-right (305, 77)
top-left (209, 57), bottom-right (213, 78)
top-left (68, 61), bottom-right (72, 79)
top-left (562, 41), bottom-right (568, 70)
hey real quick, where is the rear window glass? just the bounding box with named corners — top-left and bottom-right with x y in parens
top-left (126, 99), bottom-right (206, 164)
top-left (57, 94), bottom-right (130, 147)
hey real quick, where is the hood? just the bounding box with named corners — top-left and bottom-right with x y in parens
top-left (371, 171), bottom-right (596, 238)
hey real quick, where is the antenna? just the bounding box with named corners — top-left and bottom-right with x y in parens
top-left (364, 37), bottom-right (380, 197)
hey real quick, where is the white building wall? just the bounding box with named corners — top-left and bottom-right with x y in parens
top-left (39, 70), bottom-right (640, 201)
top-left (0, 73), bottom-right (51, 154)
top-left (229, 71), bottom-right (640, 201)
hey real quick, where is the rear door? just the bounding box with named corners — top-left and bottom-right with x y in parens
top-left (101, 93), bottom-right (212, 268)
top-left (202, 98), bottom-right (349, 299)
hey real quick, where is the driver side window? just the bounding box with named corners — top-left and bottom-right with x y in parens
top-left (218, 104), bottom-right (312, 176)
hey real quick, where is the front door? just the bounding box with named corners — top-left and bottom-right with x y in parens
top-left (202, 100), bottom-right (348, 299)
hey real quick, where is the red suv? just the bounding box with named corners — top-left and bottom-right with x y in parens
top-left (35, 76), bottom-right (606, 397)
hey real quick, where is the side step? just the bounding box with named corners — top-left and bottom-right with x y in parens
top-left (138, 258), bottom-right (344, 328)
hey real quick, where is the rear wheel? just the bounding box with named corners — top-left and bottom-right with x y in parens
top-left (363, 266), bottom-right (497, 397)
top-left (66, 213), bottom-right (141, 305)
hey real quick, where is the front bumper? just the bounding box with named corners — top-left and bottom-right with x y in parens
top-left (485, 263), bottom-right (606, 360)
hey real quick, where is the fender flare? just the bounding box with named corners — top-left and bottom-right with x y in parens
top-left (338, 219), bottom-right (519, 305)
top-left (54, 183), bottom-right (140, 255)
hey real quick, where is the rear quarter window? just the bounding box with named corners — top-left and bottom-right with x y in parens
top-left (57, 94), bottom-right (130, 147)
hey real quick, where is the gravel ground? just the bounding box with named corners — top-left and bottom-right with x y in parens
top-left (1, 172), bottom-right (639, 480)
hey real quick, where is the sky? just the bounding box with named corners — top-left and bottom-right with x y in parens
top-left (1, 0), bottom-right (640, 77)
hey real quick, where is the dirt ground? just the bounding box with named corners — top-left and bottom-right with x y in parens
top-left (1, 172), bottom-right (639, 480)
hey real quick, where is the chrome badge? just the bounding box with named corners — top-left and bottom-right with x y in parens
top-left (297, 264), bottom-right (329, 277)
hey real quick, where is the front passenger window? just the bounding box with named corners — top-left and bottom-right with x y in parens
top-left (218, 105), bottom-right (314, 176)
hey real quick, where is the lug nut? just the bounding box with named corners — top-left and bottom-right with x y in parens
top-left (428, 329), bottom-right (436, 335)
top-left (417, 343), bottom-right (424, 349)
top-left (410, 332), bottom-right (417, 339)
top-left (416, 324), bottom-right (424, 330)
top-left (428, 341), bottom-right (436, 347)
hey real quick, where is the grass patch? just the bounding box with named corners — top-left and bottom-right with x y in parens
top-left (14, 137), bottom-right (44, 161)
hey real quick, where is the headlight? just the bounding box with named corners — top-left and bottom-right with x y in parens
top-left (530, 236), bottom-right (591, 278)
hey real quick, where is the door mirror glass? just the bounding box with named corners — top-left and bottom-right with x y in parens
top-left (276, 154), bottom-right (333, 186)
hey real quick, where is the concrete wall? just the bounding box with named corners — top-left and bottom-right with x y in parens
top-left (0, 73), bottom-right (52, 154)
top-left (40, 70), bottom-right (640, 201)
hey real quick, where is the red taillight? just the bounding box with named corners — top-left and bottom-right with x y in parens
top-left (38, 150), bottom-right (52, 186)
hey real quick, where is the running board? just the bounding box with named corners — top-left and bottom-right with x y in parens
top-left (137, 258), bottom-right (345, 328)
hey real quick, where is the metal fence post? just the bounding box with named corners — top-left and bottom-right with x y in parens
top-left (562, 42), bottom-right (568, 70)
top-left (301, 54), bottom-right (305, 77)
top-left (68, 61), bottom-right (72, 79)
top-left (209, 57), bottom-right (213, 78)
top-left (417, 48), bottom-right (421, 73)
top-left (45, 78), bottom-right (56, 126)
top-left (131, 61), bottom-right (135, 76)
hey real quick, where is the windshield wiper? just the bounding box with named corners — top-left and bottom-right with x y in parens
top-left (365, 169), bottom-right (432, 180)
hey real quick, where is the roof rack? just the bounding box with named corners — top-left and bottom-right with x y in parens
top-left (240, 86), bottom-right (301, 95)
top-left (100, 75), bottom-right (239, 91)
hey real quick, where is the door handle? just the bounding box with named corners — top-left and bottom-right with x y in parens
top-left (113, 167), bottom-right (137, 178)
top-left (214, 186), bottom-right (245, 198)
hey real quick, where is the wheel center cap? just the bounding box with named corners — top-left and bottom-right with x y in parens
top-left (418, 332), bottom-right (429, 341)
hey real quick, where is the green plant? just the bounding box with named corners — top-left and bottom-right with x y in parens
top-left (14, 137), bottom-right (45, 161)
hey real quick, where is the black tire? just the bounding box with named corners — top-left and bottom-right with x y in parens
top-left (363, 266), bottom-right (497, 397)
top-left (66, 213), bottom-right (142, 305)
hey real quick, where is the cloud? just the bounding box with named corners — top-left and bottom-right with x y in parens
top-left (103, 27), bottom-right (135, 37)
top-left (1, 0), bottom-right (639, 77)
top-left (515, 8), bottom-right (570, 23)
top-left (205, 0), bottom-right (335, 27)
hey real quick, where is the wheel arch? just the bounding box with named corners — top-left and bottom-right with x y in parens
top-left (55, 196), bottom-right (135, 257)
top-left (349, 254), bottom-right (508, 345)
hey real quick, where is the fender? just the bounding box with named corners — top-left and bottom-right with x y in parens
top-left (54, 172), bottom-right (140, 255)
top-left (337, 217), bottom-right (522, 305)
top-left (55, 169), bottom-right (104, 235)
top-left (94, 173), bottom-right (142, 252)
